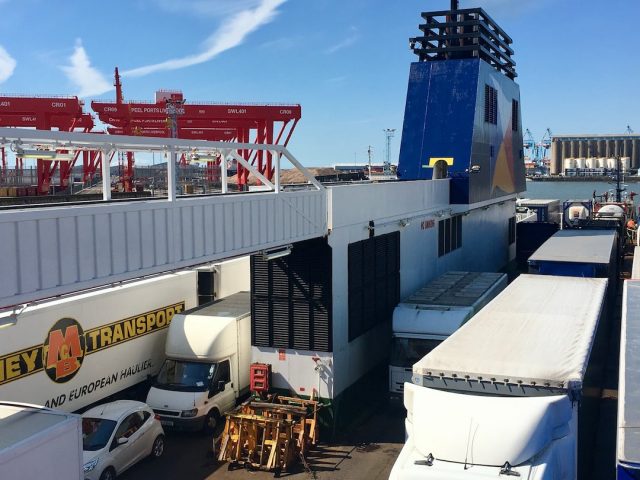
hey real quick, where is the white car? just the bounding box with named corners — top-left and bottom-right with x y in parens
top-left (82, 400), bottom-right (165, 480)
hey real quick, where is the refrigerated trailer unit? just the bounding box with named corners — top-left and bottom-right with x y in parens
top-left (390, 274), bottom-right (608, 480)
top-left (389, 271), bottom-right (507, 397)
top-left (0, 271), bottom-right (198, 412)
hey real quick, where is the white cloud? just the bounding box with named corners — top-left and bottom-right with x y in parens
top-left (0, 45), bottom-right (16, 84)
top-left (123, 0), bottom-right (286, 77)
top-left (61, 39), bottom-right (112, 97)
top-left (151, 0), bottom-right (263, 17)
top-left (324, 27), bottom-right (359, 55)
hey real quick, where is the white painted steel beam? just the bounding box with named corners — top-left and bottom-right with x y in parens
top-left (0, 127), bottom-right (324, 194)
top-left (168, 148), bottom-right (177, 202)
top-left (0, 190), bottom-right (327, 309)
top-left (0, 127), bottom-right (328, 309)
top-left (0, 127), bottom-right (285, 153)
top-left (228, 150), bottom-right (275, 190)
top-left (101, 149), bottom-right (111, 201)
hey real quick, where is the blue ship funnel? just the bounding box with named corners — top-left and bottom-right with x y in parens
top-left (397, 7), bottom-right (526, 204)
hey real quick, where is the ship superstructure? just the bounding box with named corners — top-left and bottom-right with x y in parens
top-left (0, 2), bottom-right (524, 425)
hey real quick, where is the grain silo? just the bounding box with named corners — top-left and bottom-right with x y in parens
top-left (571, 140), bottom-right (579, 158)
top-left (597, 139), bottom-right (607, 157)
top-left (578, 141), bottom-right (586, 158)
top-left (551, 140), bottom-right (562, 174)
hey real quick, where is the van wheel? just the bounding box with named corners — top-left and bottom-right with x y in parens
top-left (151, 435), bottom-right (165, 458)
top-left (99, 467), bottom-right (116, 480)
top-left (204, 409), bottom-right (221, 434)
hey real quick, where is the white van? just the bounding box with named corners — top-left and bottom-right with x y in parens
top-left (146, 292), bottom-right (250, 431)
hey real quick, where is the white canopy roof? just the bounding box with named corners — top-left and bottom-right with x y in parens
top-left (528, 229), bottom-right (616, 265)
top-left (413, 274), bottom-right (607, 390)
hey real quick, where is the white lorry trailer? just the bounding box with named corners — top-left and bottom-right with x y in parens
top-left (390, 272), bottom-right (507, 398)
top-left (0, 271), bottom-right (198, 412)
top-left (0, 402), bottom-right (83, 479)
top-left (389, 274), bottom-right (608, 480)
top-left (146, 291), bottom-right (251, 431)
top-left (617, 280), bottom-right (640, 477)
top-left (196, 256), bottom-right (250, 304)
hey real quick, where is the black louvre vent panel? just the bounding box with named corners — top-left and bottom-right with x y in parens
top-left (484, 85), bottom-right (497, 125)
top-left (251, 298), bottom-right (272, 346)
top-left (348, 243), bottom-right (363, 289)
top-left (251, 258), bottom-right (270, 296)
top-left (272, 260), bottom-right (290, 297)
top-left (271, 301), bottom-right (290, 348)
top-left (312, 302), bottom-right (331, 351)
top-left (251, 238), bottom-right (332, 352)
top-left (348, 231), bottom-right (401, 341)
top-left (439, 216), bottom-right (464, 257)
top-left (292, 302), bottom-right (311, 350)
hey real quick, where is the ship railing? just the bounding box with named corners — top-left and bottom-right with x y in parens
top-left (0, 127), bottom-right (323, 203)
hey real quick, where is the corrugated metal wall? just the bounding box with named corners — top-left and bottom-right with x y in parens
top-left (0, 190), bottom-right (327, 309)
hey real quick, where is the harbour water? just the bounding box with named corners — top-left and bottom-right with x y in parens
top-left (523, 180), bottom-right (640, 201)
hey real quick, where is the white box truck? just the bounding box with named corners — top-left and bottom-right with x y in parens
top-left (390, 272), bottom-right (507, 398)
top-left (146, 291), bottom-right (251, 432)
top-left (196, 256), bottom-right (250, 304)
top-left (0, 271), bottom-right (198, 412)
top-left (0, 402), bottom-right (83, 479)
top-left (389, 274), bottom-right (608, 480)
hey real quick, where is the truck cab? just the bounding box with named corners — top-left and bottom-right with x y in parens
top-left (146, 292), bottom-right (250, 431)
top-left (390, 310), bottom-right (463, 397)
top-left (390, 272), bottom-right (506, 398)
top-left (390, 274), bottom-right (608, 480)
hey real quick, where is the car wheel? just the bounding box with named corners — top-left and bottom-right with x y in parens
top-left (204, 409), bottom-right (221, 435)
top-left (151, 434), bottom-right (165, 459)
top-left (99, 467), bottom-right (116, 480)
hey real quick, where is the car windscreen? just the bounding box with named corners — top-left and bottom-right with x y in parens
top-left (82, 418), bottom-right (117, 451)
top-left (155, 359), bottom-right (215, 391)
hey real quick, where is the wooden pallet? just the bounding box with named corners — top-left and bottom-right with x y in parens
top-left (217, 395), bottom-right (321, 474)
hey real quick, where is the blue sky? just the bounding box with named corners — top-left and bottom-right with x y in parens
top-left (0, 0), bottom-right (639, 166)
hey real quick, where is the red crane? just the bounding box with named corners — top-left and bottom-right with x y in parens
top-left (0, 67), bottom-right (301, 195)
top-left (0, 95), bottom-right (96, 194)
top-left (92, 68), bottom-right (301, 190)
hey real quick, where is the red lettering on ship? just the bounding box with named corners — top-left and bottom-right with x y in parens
top-left (421, 219), bottom-right (435, 230)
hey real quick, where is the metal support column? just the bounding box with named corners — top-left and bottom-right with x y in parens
top-left (221, 151), bottom-right (228, 194)
top-left (168, 148), bottom-right (177, 201)
top-left (101, 149), bottom-right (112, 201)
top-left (274, 151), bottom-right (281, 193)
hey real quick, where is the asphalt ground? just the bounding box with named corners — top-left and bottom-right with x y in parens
top-left (119, 401), bottom-right (405, 480)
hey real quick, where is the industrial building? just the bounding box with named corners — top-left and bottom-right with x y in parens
top-left (550, 134), bottom-right (640, 175)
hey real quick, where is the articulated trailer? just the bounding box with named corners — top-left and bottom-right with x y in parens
top-left (390, 274), bottom-right (608, 480)
top-left (389, 272), bottom-right (506, 398)
top-left (0, 272), bottom-right (198, 412)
